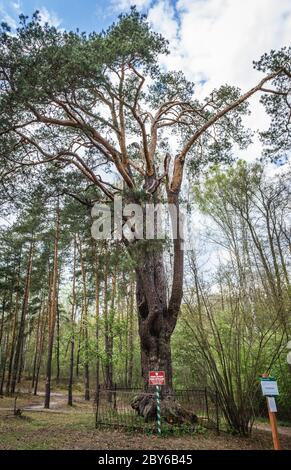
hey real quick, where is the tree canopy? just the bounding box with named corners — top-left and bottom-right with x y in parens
top-left (1, 9), bottom-right (289, 202)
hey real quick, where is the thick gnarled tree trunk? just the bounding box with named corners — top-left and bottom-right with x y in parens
top-left (130, 189), bottom-right (191, 423)
top-left (135, 248), bottom-right (173, 394)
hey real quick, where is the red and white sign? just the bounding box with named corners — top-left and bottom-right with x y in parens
top-left (149, 371), bottom-right (165, 386)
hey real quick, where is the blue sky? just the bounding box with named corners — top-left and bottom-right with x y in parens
top-left (0, 0), bottom-right (146, 32)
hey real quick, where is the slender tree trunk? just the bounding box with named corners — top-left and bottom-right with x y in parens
top-left (0, 266), bottom-right (9, 345)
top-left (55, 267), bottom-right (62, 383)
top-left (56, 304), bottom-right (60, 384)
top-left (6, 276), bottom-right (20, 394)
top-left (33, 305), bottom-right (46, 396)
top-left (68, 238), bottom-right (77, 406)
top-left (103, 249), bottom-right (109, 388)
top-left (0, 296), bottom-right (7, 346)
top-left (16, 335), bottom-right (26, 384)
top-left (108, 270), bottom-right (116, 390)
top-left (75, 279), bottom-right (84, 379)
top-left (10, 239), bottom-right (34, 394)
top-left (0, 331), bottom-right (9, 395)
top-left (127, 277), bottom-right (134, 388)
top-left (93, 241), bottom-right (100, 398)
top-left (103, 248), bottom-right (115, 396)
top-left (68, 333), bottom-right (75, 406)
top-left (31, 301), bottom-right (43, 390)
top-left (44, 206), bottom-right (60, 409)
top-left (78, 234), bottom-right (90, 401)
top-left (124, 294), bottom-right (129, 387)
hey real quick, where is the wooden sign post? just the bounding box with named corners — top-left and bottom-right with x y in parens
top-left (260, 374), bottom-right (281, 450)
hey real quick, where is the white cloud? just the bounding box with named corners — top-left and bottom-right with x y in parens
top-left (38, 7), bottom-right (62, 28)
top-left (111, 0), bottom-right (152, 10)
top-left (148, 0), bottom-right (177, 43)
top-left (146, 0), bottom-right (291, 160)
top-left (174, 0), bottom-right (291, 90)
top-left (146, 0), bottom-right (291, 90)
top-left (11, 1), bottom-right (21, 13)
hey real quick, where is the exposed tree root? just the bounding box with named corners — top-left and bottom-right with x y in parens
top-left (131, 393), bottom-right (198, 425)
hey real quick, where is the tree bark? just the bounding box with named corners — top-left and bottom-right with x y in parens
top-left (135, 247), bottom-right (172, 393)
top-left (129, 184), bottom-right (185, 423)
top-left (33, 301), bottom-right (47, 396)
top-left (0, 331), bottom-right (9, 395)
top-left (44, 205), bottom-right (60, 409)
top-left (127, 277), bottom-right (134, 388)
top-left (131, 238), bottom-right (195, 424)
top-left (93, 240), bottom-right (100, 399)
top-left (133, 188), bottom-right (183, 394)
top-left (31, 302), bottom-right (43, 390)
top-left (103, 248), bottom-right (110, 391)
top-left (68, 237), bottom-right (77, 406)
top-left (78, 234), bottom-right (90, 401)
top-left (56, 296), bottom-right (60, 383)
top-left (5, 267), bottom-right (21, 395)
top-left (10, 238), bottom-right (34, 394)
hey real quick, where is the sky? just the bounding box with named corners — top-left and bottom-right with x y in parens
top-left (1, 0), bottom-right (290, 161)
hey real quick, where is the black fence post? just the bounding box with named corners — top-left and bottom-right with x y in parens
top-left (204, 387), bottom-right (209, 423)
top-left (215, 390), bottom-right (220, 435)
top-left (95, 384), bottom-right (100, 429)
top-left (113, 383), bottom-right (117, 411)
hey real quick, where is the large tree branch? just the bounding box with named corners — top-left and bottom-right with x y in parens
top-left (179, 71), bottom-right (282, 162)
top-left (167, 190), bottom-right (184, 328)
top-left (10, 131), bottom-right (115, 200)
top-left (101, 68), bottom-right (153, 175)
top-left (168, 71), bottom-right (284, 195)
top-left (27, 103), bottom-right (135, 188)
top-left (118, 63), bottom-right (129, 164)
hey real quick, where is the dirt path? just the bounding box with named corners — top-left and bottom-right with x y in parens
top-left (0, 391), bottom-right (92, 413)
top-left (254, 422), bottom-right (291, 437)
top-left (25, 392), bottom-right (70, 411)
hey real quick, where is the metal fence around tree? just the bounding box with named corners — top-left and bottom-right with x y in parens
top-left (94, 386), bottom-right (220, 434)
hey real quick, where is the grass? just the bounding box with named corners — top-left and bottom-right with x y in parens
top-left (2, 409), bottom-right (291, 450)
top-left (0, 410), bottom-right (95, 450)
top-left (1, 393), bottom-right (291, 450)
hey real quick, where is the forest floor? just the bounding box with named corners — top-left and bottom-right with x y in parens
top-left (0, 393), bottom-right (291, 450)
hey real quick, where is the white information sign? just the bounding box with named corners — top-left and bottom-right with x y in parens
top-left (261, 380), bottom-right (279, 396)
top-left (267, 397), bottom-right (277, 413)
